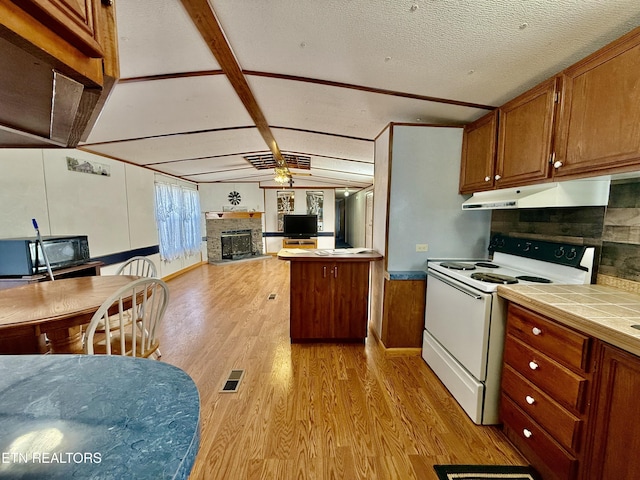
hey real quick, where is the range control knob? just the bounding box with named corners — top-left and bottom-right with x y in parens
top-left (554, 247), bottom-right (565, 258)
top-left (566, 248), bottom-right (578, 260)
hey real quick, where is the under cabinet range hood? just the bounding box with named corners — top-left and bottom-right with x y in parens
top-left (462, 179), bottom-right (611, 210)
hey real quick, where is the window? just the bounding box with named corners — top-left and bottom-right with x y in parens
top-left (154, 182), bottom-right (201, 262)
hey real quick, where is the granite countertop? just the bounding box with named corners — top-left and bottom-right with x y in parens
top-left (498, 284), bottom-right (640, 357)
top-left (0, 355), bottom-right (200, 479)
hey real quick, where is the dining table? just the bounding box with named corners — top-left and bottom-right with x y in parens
top-left (0, 354), bottom-right (200, 479)
top-left (0, 275), bottom-right (140, 354)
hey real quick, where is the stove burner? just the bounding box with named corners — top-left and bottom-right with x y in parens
top-left (440, 262), bottom-right (476, 270)
top-left (475, 262), bottom-right (499, 268)
top-left (516, 275), bottom-right (552, 283)
top-left (471, 272), bottom-right (518, 284)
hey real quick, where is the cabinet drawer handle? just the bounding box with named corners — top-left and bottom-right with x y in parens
top-left (484, 176), bottom-right (491, 182)
top-left (553, 160), bottom-right (563, 169)
top-left (334, 266), bottom-right (338, 278)
top-left (494, 174), bottom-right (502, 181)
top-left (523, 429), bottom-right (533, 439)
top-left (529, 361), bottom-right (539, 370)
top-left (525, 395), bottom-right (535, 405)
top-left (323, 266), bottom-right (327, 278)
top-left (532, 327), bottom-right (542, 336)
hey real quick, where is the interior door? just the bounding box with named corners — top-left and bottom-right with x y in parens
top-left (365, 192), bottom-right (373, 249)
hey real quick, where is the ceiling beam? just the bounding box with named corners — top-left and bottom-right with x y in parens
top-left (179, 0), bottom-right (283, 162)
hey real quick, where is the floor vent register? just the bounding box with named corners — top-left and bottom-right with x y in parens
top-left (220, 369), bottom-right (245, 393)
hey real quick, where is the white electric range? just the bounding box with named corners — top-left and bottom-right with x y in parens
top-left (422, 235), bottom-right (595, 424)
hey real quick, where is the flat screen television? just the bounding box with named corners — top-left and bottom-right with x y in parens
top-left (283, 214), bottom-right (318, 238)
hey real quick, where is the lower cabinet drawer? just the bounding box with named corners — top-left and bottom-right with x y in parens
top-left (504, 334), bottom-right (587, 412)
top-left (501, 395), bottom-right (577, 480)
top-left (502, 364), bottom-right (582, 453)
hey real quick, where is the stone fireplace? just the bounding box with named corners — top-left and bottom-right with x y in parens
top-left (221, 229), bottom-right (252, 259)
top-left (205, 212), bottom-right (263, 263)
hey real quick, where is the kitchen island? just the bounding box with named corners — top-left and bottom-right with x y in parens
top-left (0, 355), bottom-right (200, 479)
top-left (278, 248), bottom-right (382, 342)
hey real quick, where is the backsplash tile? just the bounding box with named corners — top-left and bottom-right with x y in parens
top-left (490, 177), bottom-right (640, 285)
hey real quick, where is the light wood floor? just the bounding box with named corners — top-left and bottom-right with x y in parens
top-left (158, 257), bottom-right (526, 479)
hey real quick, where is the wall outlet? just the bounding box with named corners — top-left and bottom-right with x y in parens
top-left (416, 244), bottom-right (429, 252)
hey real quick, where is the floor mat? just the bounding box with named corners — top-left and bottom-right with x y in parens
top-left (433, 464), bottom-right (541, 480)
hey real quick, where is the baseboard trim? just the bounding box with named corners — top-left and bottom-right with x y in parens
top-left (369, 327), bottom-right (422, 356)
top-left (162, 261), bottom-right (207, 282)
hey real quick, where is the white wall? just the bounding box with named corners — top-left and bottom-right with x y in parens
top-left (0, 148), bottom-right (201, 278)
top-left (199, 183), bottom-right (264, 213)
top-left (386, 126), bottom-right (491, 271)
top-left (264, 188), bottom-right (336, 252)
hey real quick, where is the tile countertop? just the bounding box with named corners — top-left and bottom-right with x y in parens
top-left (497, 284), bottom-right (640, 357)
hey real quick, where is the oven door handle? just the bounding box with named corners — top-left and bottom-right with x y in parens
top-left (428, 269), bottom-right (484, 300)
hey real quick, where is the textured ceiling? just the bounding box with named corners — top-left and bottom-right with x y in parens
top-left (81, 0), bottom-right (640, 191)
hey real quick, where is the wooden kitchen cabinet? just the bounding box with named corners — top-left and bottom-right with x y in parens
top-left (289, 260), bottom-right (370, 341)
top-left (12, 0), bottom-right (103, 57)
top-left (552, 27), bottom-right (640, 180)
top-left (495, 78), bottom-right (557, 188)
top-left (0, 0), bottom-right (118, 147)
top-left (501, 302), bottom-right (640, 480)
top-left (581, 342), bottom-right (640, 480)
top-left (501, 303), bottom-right (592, 480)
top-left (459, 26), bottom-right (640, 191)
top-left (279, 250), bottom-right (381, 342)
top-left (459, 110), bottom-right (498, 194)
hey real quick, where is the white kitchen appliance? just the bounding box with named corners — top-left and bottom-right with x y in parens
top-left (422, 234), bottom-right (595, 425)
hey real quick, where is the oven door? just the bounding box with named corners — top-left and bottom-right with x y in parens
top-left (423, 268), bottom-right (493, 381)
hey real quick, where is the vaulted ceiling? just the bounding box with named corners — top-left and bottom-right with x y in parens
top-left (79, 0), bottom-right (640, 191)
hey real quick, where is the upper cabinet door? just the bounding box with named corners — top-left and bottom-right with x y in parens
top-left (495, 78), bottom-right (557, 188)
top-left (459, 110), bottom-right (498, 194)
top-left (553, 29), bottom-right (640, 179)
top-left (12, 0), bottom-right (103, 57)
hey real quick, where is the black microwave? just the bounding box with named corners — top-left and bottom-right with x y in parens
top-left (0, 235), bottom-right (90, 276)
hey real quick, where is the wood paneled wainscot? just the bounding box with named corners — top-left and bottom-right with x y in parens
top-left (278, 249), bottom-right (382, 342)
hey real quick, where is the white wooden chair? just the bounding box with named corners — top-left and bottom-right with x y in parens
top-left (110, 256), bottom-right (163, 356)
top-left (84, 277), bottom-right (169, 358)
top-left (115, 256), bottom-right (157, 278)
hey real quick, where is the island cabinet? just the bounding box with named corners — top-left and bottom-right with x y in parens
top-left (290, 261), bottom-right (370, 341)
top-left (459, 110), bottom-right (498, 194)
top-left (280, 250), bottom-right (382, 342)
top-left (552, 27), bottom-right (640, 180)
top-left (500, 303), bottom-right (592, 480)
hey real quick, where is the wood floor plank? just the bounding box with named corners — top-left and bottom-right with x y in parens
top-left (157, 258), bottom-right (526, 479)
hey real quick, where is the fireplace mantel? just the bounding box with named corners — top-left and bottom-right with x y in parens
top-left (205, 212), bottom-right (263, 220)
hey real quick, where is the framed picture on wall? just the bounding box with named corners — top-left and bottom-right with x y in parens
top-left (277, 191), bottom-right (295, 232)
top-left (306, 191), bottom-right (323, 231)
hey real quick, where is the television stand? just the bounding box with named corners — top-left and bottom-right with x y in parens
top-left (283, 238), bottom-right (317, 249)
